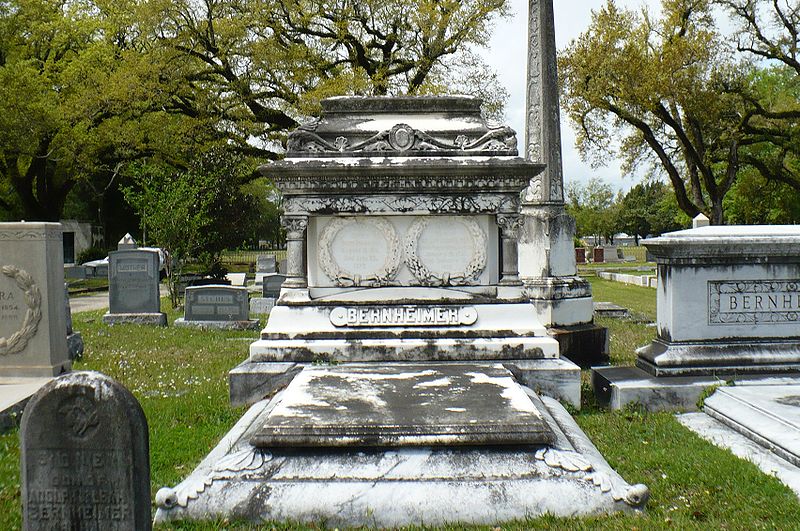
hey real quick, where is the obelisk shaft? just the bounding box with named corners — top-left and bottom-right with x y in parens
top-left (524, 0), bottom-right (563, 204)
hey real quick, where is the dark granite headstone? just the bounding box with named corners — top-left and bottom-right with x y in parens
top-left (21, 371), bottom-right (150, 530)
top-left (262, 273), bottom-right (286, 298)
top-left (184, 285), bottom-right (248, 322)
top-left (108, 249), bottom-right (160, 314)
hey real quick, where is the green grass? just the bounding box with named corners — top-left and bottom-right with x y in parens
top-left (2, 284), bottom-right (800, 529)
top-left (66, 277), bottom-right (109, 294)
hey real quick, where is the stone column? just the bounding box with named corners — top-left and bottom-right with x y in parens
top-left (281, 215), bottom-right (308, 289)
top-left (518, 0), bottom-right (594, 328)
top-left (523, 0), bottom-right (563, 204)
top-left (497, 214), bottom-right (522, 285)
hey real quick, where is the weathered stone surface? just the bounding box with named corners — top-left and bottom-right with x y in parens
top-left (593, 302), bottom-right (631, 319)
top-left (183, 285), bottom-right (251, 322)
top-left (21, 371), bottom-right (150, 530)
top-left (703, 385), bottom-right (800, 467)
top-left (256, 255), bottom-right (276, 273)
top-left (104, 249), bottom-right (165, 326)
top-left (155, 390), bottom-right (648, 526)
top-left (0, 222), bottom-right (70, 378)
top-left (252, 363), bottom-right (554, 448)
top-left (229, 361), bottom-right (301, 407)
top-left (637, 225), bottom-right (800, 376)
top-left (248, 297), bottom-right (275, 316)
top-left (260, 274), bottom-right (285, 298)
top-left (679, 412), bottom-right (800, 497)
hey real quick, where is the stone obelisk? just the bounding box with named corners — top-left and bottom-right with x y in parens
top-left (517, 1), bottom-right (602, 363)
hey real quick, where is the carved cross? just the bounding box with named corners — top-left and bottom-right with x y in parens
top-left (523, 0), bottom-right (564, 204)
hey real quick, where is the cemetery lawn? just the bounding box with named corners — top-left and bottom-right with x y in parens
top-left (2, 282), bottom-right (800, 529)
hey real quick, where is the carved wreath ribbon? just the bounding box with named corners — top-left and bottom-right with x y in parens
top-left (0, 265), bottom-right (42, 356)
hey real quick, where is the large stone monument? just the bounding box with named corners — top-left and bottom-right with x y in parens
top-left (229, 95), bottom-right (578, 407)
top-left (21, 371), bottom-right (151, 530)
top-left (517, 0), bottom-right (606, 366)
top-left (103, 249), bottom-right (167, 326)
top-left (0, 222), bottom-right (70, 377)
top-left (594, 225), bottom-right (800, 410)
top-left (155, 1), bottom-right (647, 524)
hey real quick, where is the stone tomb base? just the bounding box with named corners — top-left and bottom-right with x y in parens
top-left (680, 384), bottom-right (800, 497)
top-left (102, 312), bottom-right (167, 327)
top-left (156, 363), bottom-right (647, 526)
top-left (593, 365), bottom-right (800, 412)
top-left (173, 318), bottom-right (260, 331)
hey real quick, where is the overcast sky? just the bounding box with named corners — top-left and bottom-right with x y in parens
top-left (483, 0), bottom-right (663, 192)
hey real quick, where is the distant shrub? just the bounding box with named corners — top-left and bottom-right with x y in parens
top-left (77, 246), bottom-right (108, 264)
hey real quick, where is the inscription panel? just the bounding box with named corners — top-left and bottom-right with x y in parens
top-left (709, 280), bottom-right (800, 325)
top-left (330, 306), bottom-right (478, 327)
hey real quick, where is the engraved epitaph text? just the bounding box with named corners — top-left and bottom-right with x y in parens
top-left (21, 371), bottom-right (151, 530)
top-left (709, 280), bottom-right (800, 325)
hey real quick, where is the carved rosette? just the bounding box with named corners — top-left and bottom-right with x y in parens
top-left (497, 214), bottom-right (523, 240)
top-left (318, 217), bottom-right (401, 287)
top-left (403, 217), bottom-right (487, 286)
top-left (0, 265), bottom-right (42, 356)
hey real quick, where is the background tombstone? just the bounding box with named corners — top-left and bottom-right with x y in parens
top-left (256, 255), bottom-right (276, 273)
top-left (175, 285), bottom-right (259, 330)
top-left (261, 273), bottom-right (286, 299)
top-left (103, 249), bottom-right (166, 326)
top-left (21, 371), bottom-right (150, 530)
top-left (63, 284), bottom-right (84, 361)
top-left (0, 222), bottom-right (70, 377)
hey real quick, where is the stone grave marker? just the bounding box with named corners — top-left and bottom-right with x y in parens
top-left (175, 285), bottom-right (259, 330)
top-left (21, 371), bottom-right (151, 530)
top-left (0, 222), bottom-right (70, 377)
top-left (261, 273), bottom-right (286, 298)
top-left (225, 273), bottom-right (247, 287)
top-left (117, 233), bottom-right (137, 250)
top-left (103, 249), bottom-right (166, 326)
top-left (256, 255), bottom-right (276, 273)
top-left (64, 284), bottom-right (84, 360)
top-left (249, 297), bottom-right (275, 316)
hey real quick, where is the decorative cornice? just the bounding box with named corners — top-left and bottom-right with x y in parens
top-left (283, 194), bottom-right (519, 216)
top-left (288, 121), bottom-right (517, 157)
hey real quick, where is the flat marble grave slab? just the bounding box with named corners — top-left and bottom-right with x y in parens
top-left (251, 363), bottom-right (554, 447)
top-left (704, 385), bottom-right (800, 466)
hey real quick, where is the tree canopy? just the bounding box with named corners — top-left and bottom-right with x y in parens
top-left (0, 0), bottom-right (510, 226)
top-left (559, 0), bottom-right (800, 224)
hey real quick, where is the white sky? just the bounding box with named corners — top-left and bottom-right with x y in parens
top-left (483, 0), bottom-right (664, 193)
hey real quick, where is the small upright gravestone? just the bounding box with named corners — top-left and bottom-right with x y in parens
top-left (103, 249), bottom-right (166, 326)
top-left (175, 285), bottom-right (259, 330)
top-left (256, 254), bottom-right (276, 273)
top-left (21, 371), bottom-right (151, 530)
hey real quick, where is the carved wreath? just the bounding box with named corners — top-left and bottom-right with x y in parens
top-left (318, 217), bottom-right (401, 287)
top-left (0, 265), bottom-right (42, 356)
top-left (403, 217), bottom-right (487, 286)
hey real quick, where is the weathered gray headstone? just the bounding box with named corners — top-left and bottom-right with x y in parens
top-left (174, 285), bottom-right (259, 330)
top-left (0, 222), bottom-right (70, 377)
top-left (249, 297), bottom-right (275, 316)
top-left (103, 249), bottom-right (166, 326)
top-left (63, 284), bottom-right (84, 360)
top-left (21, 371), bottom-right (151, 530)
top-left (256, 255), bottom-right (276, 273)
top-left (261, 273), bottom-right (286, 298)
